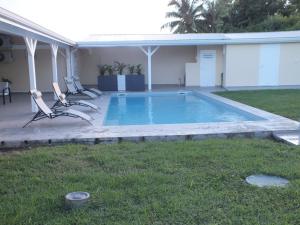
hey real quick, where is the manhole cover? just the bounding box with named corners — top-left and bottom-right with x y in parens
top-left (246, 174), bottom-right (289, 187)
top-left (65, 191), bottom-right (90, 208)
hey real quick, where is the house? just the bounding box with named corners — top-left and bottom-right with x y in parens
top-left (0, 7), bottom-right (300, 112)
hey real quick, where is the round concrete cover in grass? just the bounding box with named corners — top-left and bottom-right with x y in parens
top-left (246, 174), bottom-right (289, 187)
top-left (65, 192), bottom-right (90, 208)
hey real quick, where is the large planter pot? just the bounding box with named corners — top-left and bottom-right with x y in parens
top-left (117, 74), bottom-right (126, 91)
top-left (125, 74), bottom-right (145, 91)
top-left (98, 75), bottom-right (117, 91)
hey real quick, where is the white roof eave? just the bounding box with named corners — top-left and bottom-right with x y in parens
top-left (0, 7), bottom-right (75, 47)
top-left (77, 39), bottom-right (229, 47)
top-left (77, 38), bottom-right (300, 48)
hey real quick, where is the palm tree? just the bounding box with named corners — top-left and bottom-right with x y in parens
top-left (200, 0), bottom-right (232, 33)
top-left (161, 0), bottom-right (203, 33)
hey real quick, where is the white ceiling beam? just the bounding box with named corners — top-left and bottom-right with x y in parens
top-left (150, 46), bottom-right (159, 56)
top-left (139, 46), bottom-right (147, 55)
top-left (12, 44), bottom-right (50, 50)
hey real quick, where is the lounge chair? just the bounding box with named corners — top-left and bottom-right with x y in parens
top-left (52, 82), bottom-right (98, 110)
top-left (23, 89), bottom-right (93, 128)
top-left (64, 77), bottom-right (97, 99)
top-left (72, 75), bottom-right (102, 96)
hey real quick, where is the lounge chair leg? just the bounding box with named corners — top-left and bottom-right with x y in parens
top-left (23, 120), bottom-right (33, 128)
top-left (23, 110), bottom-right (43, 128)
top-left (51, 100), bottom-right (61, 109)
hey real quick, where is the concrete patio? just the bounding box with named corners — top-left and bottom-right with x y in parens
top-left (0, 89), bottom-right (299, 149)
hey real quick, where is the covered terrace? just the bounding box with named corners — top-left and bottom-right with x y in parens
top-left (0, 7), bottom-right (75, 112)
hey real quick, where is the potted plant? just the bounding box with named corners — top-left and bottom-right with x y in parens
top-left (106, 65), bottom-right (115, 76)
top-left (127, 64), bottom-right (135, 75)
top-left (97, 64), bottom-right (118, 91)
top-left (97, 64), bottom-right (108, 76)
top-left (114, 61), bottom-right (126, 75)
top-left (135, 64), bottom-right (143, 75)
top-left (126, 64), bottom-right (145, 91)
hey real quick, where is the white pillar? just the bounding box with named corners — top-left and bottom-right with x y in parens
top-left (70, 48), bottom-right (78, 78)
top-left (139, 46), bottom-right (160, 91)
top-left (65, 47), bottom-right (72, 78)
top-left (147, 46), bottom-right (152, 91)
top-left (51, 44), bottom-right (58, 99)
top-left (24, 37), bottom-right (38, 112)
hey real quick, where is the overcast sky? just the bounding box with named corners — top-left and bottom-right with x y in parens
top-left (0, 0), bottom-right (172, 41)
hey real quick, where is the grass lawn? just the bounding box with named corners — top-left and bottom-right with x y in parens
top-left (216, 89), bottom-right (300, 121)
top-left (1, 139), bottom-right (300, 224)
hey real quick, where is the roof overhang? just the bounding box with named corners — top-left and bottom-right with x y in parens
top-left (2, 6), bottom-right (300, 49)
top-left (0, 7), bottom-right (75, 47)
top-left (77, 31), bottom-right (300, 48)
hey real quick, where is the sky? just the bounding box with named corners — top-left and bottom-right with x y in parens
top-left (0, 0), bottom-right (172, 41)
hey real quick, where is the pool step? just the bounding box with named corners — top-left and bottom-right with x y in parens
top-left (273, 130), bottom-right (300, 146)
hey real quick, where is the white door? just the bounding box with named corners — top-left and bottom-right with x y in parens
top-left (199, 50), bottom-right (216, 87)
top-left (258, 44), bottom-right (280, 86)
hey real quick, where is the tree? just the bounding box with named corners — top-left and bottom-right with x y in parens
top-left (199, 0), bottom-right (232, 32)
top-left (162, 0), bottom-right (300, 33)
top-left (224, 0), bottom-right (287, 32)
top-left (247, 14), bottom-right (300, 32)
top-left (161, 0), bottom-right (203, 33)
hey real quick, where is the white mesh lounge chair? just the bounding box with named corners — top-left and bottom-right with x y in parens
top-left (64, 77), bottom-right (97, 99)
top-left (73, 75), bottom-right (102, 96)
top-left (23, 89), bottom-right (93, 128)
top-left (52, 82), bottom-right (98, 110)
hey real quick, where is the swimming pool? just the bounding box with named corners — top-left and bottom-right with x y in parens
top-left (104, 92), bottom-right (264, 126)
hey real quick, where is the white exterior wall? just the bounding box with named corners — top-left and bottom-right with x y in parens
top-left (79, 47), bottom-right (147, 85)
top-left (185, 45), bottom-right (224, 86)
top-left (225, 43), bottom-right (300, 87)
top-left (152, 46), bottom-right (196, 85)
top-left (278, 43), bottom-right (300, 85)
top-left (224, 44), bottom-right (260, 87)
top-left (2, 43), bottom-right (300, 92)
top-left (0, 48), bottom-right (67, 92)
top-left (78, 46), bottom-right (196, 85)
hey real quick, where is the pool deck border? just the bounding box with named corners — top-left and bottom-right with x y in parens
top-left (0, 91), bottom-right (299, 149)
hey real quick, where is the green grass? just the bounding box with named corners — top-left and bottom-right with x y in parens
top-left (216, 89), bottom-right (300, 121)
top-left (1, 139), bottom-right (300, 224)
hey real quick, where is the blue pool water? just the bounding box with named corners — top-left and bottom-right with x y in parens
top-left (104, 92), bottom-right (264, 126)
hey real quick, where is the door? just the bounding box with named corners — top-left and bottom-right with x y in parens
top-left (199, 50), bottom-right (216, 87)
top-left (258, 44), bottom-right (280, 86)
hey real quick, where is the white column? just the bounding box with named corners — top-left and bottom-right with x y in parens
top-left (65, 47), bottom-right (72, 78)
top-left (51, 44), bottom-right (58, 99)
top-left (24, 37), bottom-right (38, 112)
top-left (147, 47), bottom-right (152, 90)
top-left (139, 46), bottom-right (160, 91)
top-left (70, 48), bottom-right (78, 78)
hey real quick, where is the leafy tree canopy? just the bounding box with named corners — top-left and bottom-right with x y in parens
top-left (162, 0), bottom-right (300, 33)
